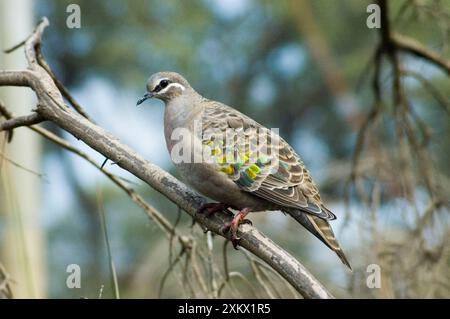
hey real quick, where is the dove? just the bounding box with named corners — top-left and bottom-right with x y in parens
top-left (137, 71), bottom-right (351, 269)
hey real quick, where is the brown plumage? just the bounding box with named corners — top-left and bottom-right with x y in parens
top-left (138, 71), bottom-right (352, 270)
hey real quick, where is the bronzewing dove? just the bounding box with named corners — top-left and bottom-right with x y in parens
top-left (137, 71), bottom-right (351, 270)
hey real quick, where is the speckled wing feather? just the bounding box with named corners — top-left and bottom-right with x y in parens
top-left (201, 101), bottom-right (336, 220)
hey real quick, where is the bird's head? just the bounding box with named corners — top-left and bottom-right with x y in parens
top-left (137, 71), bottom-right (191, 105)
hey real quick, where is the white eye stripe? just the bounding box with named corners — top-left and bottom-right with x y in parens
top-left (159, 82), bottom-right (185, 94)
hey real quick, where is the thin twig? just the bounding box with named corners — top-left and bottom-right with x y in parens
top-left (190, 243), bottom-right (210, 297)
top-left (168, 207), bottom-right (182, 264)
top-left (217, 240), bottom-right (231, 297)
top-left (158, 248), bottom-right (185, 298)
top-left (182, 251), bottom-right (197, 298)
top-left (242, 250), bottom-right (276, 299)
top-left (255, 263), bottom-right (283, 298)
top-left (403, 70), bottom-right (450, 115)
top-left (206, 231), bottom-right (218, 297)
top-left (0, 152), bottom-right (44, 179)
top-left (392, 33), bottom-right (450, 75)
top-left (0, 113), bottom-right (43, 132)
top-left (97, 189), bottom-right (120, 299)
top-left (36, 48), bottom-right (94, 122)
top-left (252, 257), bottom-right (300, 298)
top-left (228, 272), bottom-right (258, 298)
top-left (3, 38), bottom-right (27, 54)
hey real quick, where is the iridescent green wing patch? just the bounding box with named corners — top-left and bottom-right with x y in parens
top-left (201, 101), bottom-right (336, 220)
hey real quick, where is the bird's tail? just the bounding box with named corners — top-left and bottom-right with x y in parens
top-left (287, 208), bottom-right (352, 270)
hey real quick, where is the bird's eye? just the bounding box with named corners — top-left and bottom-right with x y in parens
top-left (160, 79), bottom-right (169, 89)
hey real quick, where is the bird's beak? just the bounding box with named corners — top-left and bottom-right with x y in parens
top-left (136, 92), bottom-right (153, 106)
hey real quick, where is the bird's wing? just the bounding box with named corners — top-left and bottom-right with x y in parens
top-left (201, 101), bottom-right (335, 220)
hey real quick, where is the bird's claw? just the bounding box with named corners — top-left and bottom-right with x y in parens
top-left (231, 236), bottom-right (241, 249)
top-left (221, 223), bottom-right (231, 234)
top-left (221, 208), bottom-right (252, 249)
top-left (198, 203), bottom-right (234, 217)
top-left (221, 224), bottom-right (241, 249)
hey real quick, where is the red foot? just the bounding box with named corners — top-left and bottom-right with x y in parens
top-left (221, 207), bottom-right (252, 249)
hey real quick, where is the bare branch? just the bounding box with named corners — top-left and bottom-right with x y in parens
top-left (0, 70), bottom-right (34, 87)
top-left (0, 151), bottom-right (44, 178)
top-left (0, 99), bottom-right (14, 142)
top-left (0, 113), bottom-right (43, 131)
top-left (217, 240), bottom-right (232, 297)
top-left (392, 33), bottom-right (450, 75)
top-left (36, 49), bottom-right (94, 121)
top-left (158, 247), bottom-right (186, 298)
top-left (24, 17), bottom-right (49, 68)
top-left (0, 99), bottom-right (13, 119)
top-left (3, 38), bottom-right (27, 54)
top-left (403, 70), bottom-right (450, 115)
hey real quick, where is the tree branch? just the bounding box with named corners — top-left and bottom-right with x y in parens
top-left (36, 49), bottom-right (94, 121)
top-left (0, 70), bottom-right (34, 87)
top-left (0, 112), bottom-right (43, 131)
top-left (392, 33), bottom-right (450, 75)
top-left (0, 17), bottom-right (335, 299)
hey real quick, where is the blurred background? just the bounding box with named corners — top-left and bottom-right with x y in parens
top-left (0, 0), bottom-right (449, 298)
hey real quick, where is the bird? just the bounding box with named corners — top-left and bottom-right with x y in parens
top-left (137, 71), bottom-right (351, 270)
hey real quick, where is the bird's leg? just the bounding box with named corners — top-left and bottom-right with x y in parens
top-left (198, 202), bottom-right (234, 217)
top-left (222, 207), bottom-right (252, 249)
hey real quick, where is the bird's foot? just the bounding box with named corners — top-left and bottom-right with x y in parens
top-left (221, 207), bottom-right (252, 249)
top-left (198, 202), bottom-right (234, 217)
